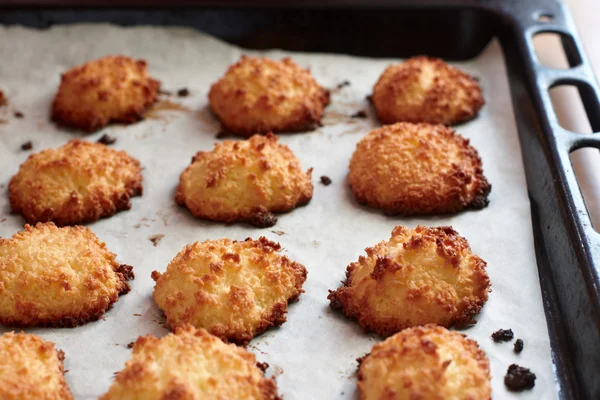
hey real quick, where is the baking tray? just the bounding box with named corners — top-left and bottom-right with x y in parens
top-left (1, 1), bottom-right (599, 399)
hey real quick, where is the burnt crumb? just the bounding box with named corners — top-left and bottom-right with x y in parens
top-left (320, 176), bottom-right (332, 186)
top-left (356, 354), bottom-right (369, 366)
top-left (504, 364), bottom-right (536, 391)
top-left (158, 89), bottom-right (172, 96)
top-left (256, 362), bottom-right (269, 373)
top-left (133, 313), bottom-right (142, 317)
top-left (97, 134), bottom-right (117, 145)
top-left (271, 230), bottom-right (286, 236)
top-left (64, 369), bottom-right (69, 374)
top-left (514, 339), bottom-right (524, 353)
top-left (492, 328), bottom-right (514, 342)
top-left (248, 210), bottom-right (278, 228)
top-left (14, 111), bottom-right (24, 118)
top-left (351, 110), bottom-right (368, 119)
top-left (336, 80), bottom-right (351, 89)
top-left (20, 141), bottom-right (33, 151)
top-left (177, 88), bottom-right (190, 97)
top-left (149, 233), bottom-right (165, 246)
top-left (126, 342), bottom-right (135, 349)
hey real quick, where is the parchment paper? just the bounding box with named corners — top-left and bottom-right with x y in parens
top-left (0, 25), bottom-right (555, 399)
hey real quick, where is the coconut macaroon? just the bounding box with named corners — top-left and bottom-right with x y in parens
top-left (0, 223), bottom-right (134, 327)
top-left (100, 325), bottom-right (280, 400)
top-left (208, 55), bottom-right (330, 136)
top-left (9, 140), bottom-right (143, 226)
top-left (328, 225), bottom-right (490, 337)
top-left (372, 56), bottom-right (484, 126)
top-left (0, 332), bottom-right (73, 400)
top-left (176, 133), bottom-right (313, 228)
top-left (348, 123), bottom-right (490, 216)
top-left (152, 237), bottom-right (307, 345)
top-left (358, 325), bottom-right (491, 400)
top-left (52, 55), bottom-right (159, 132)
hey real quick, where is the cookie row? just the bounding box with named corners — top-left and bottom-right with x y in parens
top-left (0, 221), bottom-right (492, 399)
top-left (47, 54), bottom-right (483, 134)
top-left (9, 122), bottom-right (490, 227)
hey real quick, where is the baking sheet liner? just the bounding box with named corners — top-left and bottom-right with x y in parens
top-left (0, 24), bottom-right (555, 399)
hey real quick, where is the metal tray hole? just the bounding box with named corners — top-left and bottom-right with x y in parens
top-left (550, 83), bottom-right (600, 133)
top-left (536, 13), bottom-right (554, 23)
top-left (533, 32), bottom-right (582, 69)
top-left (570, 148), bottom-right (600, 231)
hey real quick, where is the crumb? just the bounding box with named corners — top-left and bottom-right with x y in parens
top-left (97, 134), bottom-right (117, 145)
top-left (492, 329), bottom-right (514, 342)
top-left (514, 339), bottom-right (524, 353)
top-left (14, 111), bottom-right (24, 118)
top-left (20, 141), bottom-right (33, 151)
top-left (64, 369), bottom-right (69, 374)
top-left (351, 110), bottom-right (367, 119)
top-left (0, 90), bottom-right (6, 106)
top-left (504, 364), bottom-right (536, 391)
top-left (149, 234), bottom-right (165, 246)
top-left (320, 176), bottom-right (332, 186)
top-left (336, 80), bottom-right (350, 89)
top-left (177, 88), bottom-right (190, 97)
top-left (133, 314), bottom-right (142, 317)
top-left (248, 210), bottom-right (278, 228)
top-left (366, 94), bottom-right (373, 103)
top-left (0, 218), bottom-right (7, 223)
top-left (256, 362), bottom-right (269, 373)
top-left (126, 342), bottom-right (135, 349)
top-left (158, 89), bottom-right (172, 96)
top-left (270, 230), bottom-right (286, 236)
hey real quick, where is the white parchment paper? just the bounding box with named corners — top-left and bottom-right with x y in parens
top-left (0, 25), bottom-right (555, 399)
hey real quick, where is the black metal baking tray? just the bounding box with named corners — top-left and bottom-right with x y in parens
top-left (1, 0), bottom-right (599, 398)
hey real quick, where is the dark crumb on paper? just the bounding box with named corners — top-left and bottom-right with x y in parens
top-left (492, 328), bottom-right (514, 342)
top-left (320, 176), bottom-right (332, 186)
top-left (64, 370), bottom-right (69, 374)
top-left (504, 364), bottom-right (536, 391)
top-left (249, 210), bottom-right (277, 228)
top-left (336, 80), bottom-right (350, 89)
top-left (177, 88), bottom-right (190, 97)
top-left (1, 218), bottom-right (7, 223)
top-left (14, 111), bottom-right (24, 118)
top-left (126, 342), bottom-right (135, 349)
top-left (366, 94), bottom-right (373, 103)
top-left (113, 371), bottom-right (119, 375)
top-left (149, 233), bottom-right (165, 246)
top-left (256, 362), bottom-right (269, 373)
top-left (20, 141), bottom-right (33, 151)
top-left (514, 338), bottom-right (524, 353)
top-left (271, 230), bottom-right (286, 236)
top-left (158, 89), bottom-right (172, 96)
top-left (133, 313), bottom-right (142, 317)
top-left (351, 110), bottom-right (368, 119)
top-left (97, 134), bottom-right (117, 145)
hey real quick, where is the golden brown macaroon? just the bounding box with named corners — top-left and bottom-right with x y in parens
top-left (0, 331), bottom-right (73, 400)
top-left (52, 55), bottom-right (159, 132)
top-left (372, 56), bottom-right (484, 125)
top-left (358, 325), bottom-right (491, 400)
top-left (176, 133), bottom-right (313, 228)
top-left (100, 324), bottom-right (280, 400)
top-left (9, 140), bottom-right (143, 226)
top-left (0, 222), bottom-right (134, 327)
top-left (208, 55), bottom-right (330, 136)
top-left (152, 237), bottom-right (307, 345)
top-left (348, 123), bottom-right (490, 216)
top-left (328, 225), bottom-right (490, 337)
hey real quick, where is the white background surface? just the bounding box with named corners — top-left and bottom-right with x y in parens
top-left (0, 26), bottom-right (555, 399)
